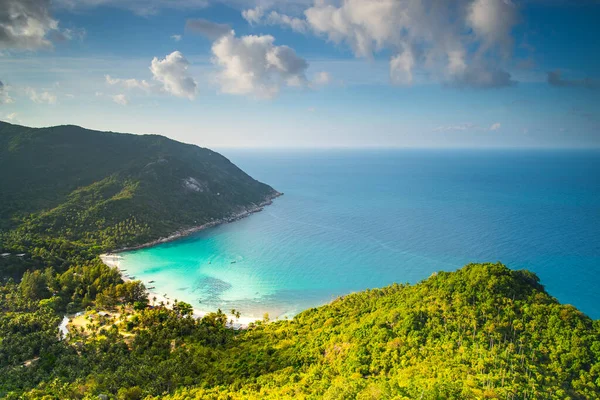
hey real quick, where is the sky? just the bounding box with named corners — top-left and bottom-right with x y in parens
top-left (0, 0), bottom-right (599, 148)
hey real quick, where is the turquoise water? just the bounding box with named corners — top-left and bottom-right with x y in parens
top-left (120, 150), bottom-right (600, 320)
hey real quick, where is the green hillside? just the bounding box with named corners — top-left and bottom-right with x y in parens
top-left (3, 263), bottom-right (599, 399)
top-left (0, 122), bottom-right (278, 276)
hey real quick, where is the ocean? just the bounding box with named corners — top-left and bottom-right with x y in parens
top-left (119, 149), bottom-right (600, 320)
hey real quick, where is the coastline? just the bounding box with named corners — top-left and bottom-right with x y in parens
top-left (109, 191), bottom-right (283, 253)
top-left (99, 254), bottom-right (263, 328)
top-left (99, 192), bottom-right (283, 328)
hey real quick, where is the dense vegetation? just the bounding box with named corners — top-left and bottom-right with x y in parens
top-left (0, 122), bottom-right (598, 399)
top-left (2, 263), bottom-right (599, 399)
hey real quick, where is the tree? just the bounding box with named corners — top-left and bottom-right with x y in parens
top-left (19, 270), bottom-right (49, 301)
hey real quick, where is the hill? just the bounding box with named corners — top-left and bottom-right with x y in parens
top-left (0, 121), bottom-right (279, 276)
top-left (2, 263), bottom-right (599, 399)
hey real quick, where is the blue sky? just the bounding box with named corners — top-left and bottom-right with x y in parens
top-left (0, 0), bottom-right (599, 148)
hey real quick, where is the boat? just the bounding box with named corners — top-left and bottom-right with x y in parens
top-left (231, 261), bottom-right (237, 264)
top-left (148, 280), bottom-right (155, 283)
top-left (148, 286), bottom-right (155, 290)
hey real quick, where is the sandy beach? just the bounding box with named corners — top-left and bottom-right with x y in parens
top-left (100, 254), bottom-right (261, 328)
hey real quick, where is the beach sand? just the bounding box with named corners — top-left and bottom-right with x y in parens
top-left (101, 251), bottom-right (262, 329)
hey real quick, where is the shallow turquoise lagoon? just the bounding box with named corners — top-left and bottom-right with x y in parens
top-left (120, 150), bottom-right (600, 320)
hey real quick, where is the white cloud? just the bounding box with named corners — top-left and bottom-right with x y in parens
top-left (112, 94), bottom-right (128, 105)
top-left (150, 51), bottom-right (197, 99)
top-left (5, 112), bottom-right (17, 121)
top-left (242, 6), bottom-right (265, 25)
top-left (212, 31), bottom-right (309, 98)
top-left (390, 47), bottom-right (415, 85)
top-left (266, 11), bottom-right (308, 33)
top-left (185, 19), bottom-right (232, 40)
top-left (490, 122), bottom-right (501, 131)
top-left (106, 75), bottom-right (152, 92)
top-left (467, 0), bottom-right (517, 57)
top-left (106, 51), bottom-right (197, 100)
top-left (171, 34), bottom-right (182, 42)
top-left (26, 87), bottom-right (57, 104)
top-left (249, 0), bottom-right (520, 89)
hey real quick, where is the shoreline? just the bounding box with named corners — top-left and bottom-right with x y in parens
top-left (99, 192), bottom-right (283, 328)
top-left (109, 191), bottom-right (283, 253)
top-left (99, 254), bottom-right (262, 328)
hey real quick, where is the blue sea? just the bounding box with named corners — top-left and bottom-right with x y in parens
top-left (120, 150), bottom-right (600, 320)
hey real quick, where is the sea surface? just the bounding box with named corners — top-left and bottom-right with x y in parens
top-left (119, 149), bottom-right (600, 320)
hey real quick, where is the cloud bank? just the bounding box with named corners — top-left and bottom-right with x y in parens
top-left (244, 0), bottom-right (520, 88)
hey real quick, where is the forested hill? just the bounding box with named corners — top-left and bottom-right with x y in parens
top-left (0, 121), bottom-right (278, 275)
top-left (3, 263), bottom-right (599, 399)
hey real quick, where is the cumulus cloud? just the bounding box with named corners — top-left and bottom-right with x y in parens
top-left (247, 0), bottom-right (520, 88)
top-left (547, 70), bottom-right (600, 90)
top-left (0, 0), bottom-right (58, 50)
top-left (26, 87), bottom-right (57, 104)
top-left (150, 51), bottom-right (197, 99)
top-left (467, 0), bottom-right (517, 57)
top-left (266, 11), bottom-right (309, 33)
top-left (171, 34), bottom-right (182, 42)
top-left (212, 31), bottom-right (309, 98)
top-left (390, 47), bottom-right (415, 85)
top-left (112, 94), bottom-right (128, 105)
top-left (185, 19), bottom-right (231, 40)
top-left (242, 6), bottom-right (265, 24)
top-left (106, 51), bottom-right (197, 100)
top-left (242, 6), bottom-right (309, 32)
